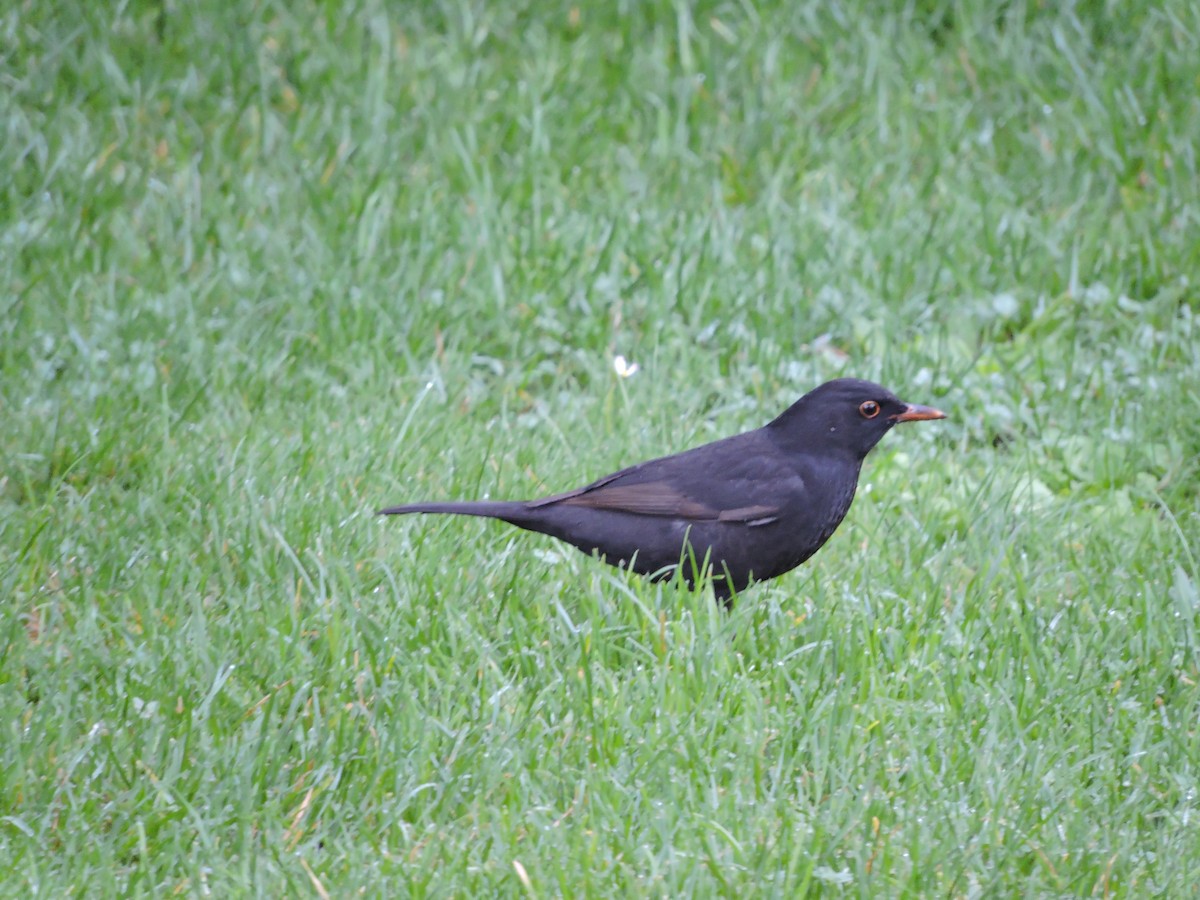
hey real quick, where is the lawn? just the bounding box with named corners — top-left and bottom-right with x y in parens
top-left (3, 0), bottom-right (1199, 894)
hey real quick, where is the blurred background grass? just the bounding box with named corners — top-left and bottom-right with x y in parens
top-left (3, 0), bottom-right (1199, 894)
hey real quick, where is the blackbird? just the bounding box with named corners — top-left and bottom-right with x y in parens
top-left (379, 378), bottom-right (945, 604)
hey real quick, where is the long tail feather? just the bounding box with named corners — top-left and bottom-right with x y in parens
top-left (376, 500), bottom-right (524, 518)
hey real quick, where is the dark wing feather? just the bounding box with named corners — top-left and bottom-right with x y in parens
top-left (527, 439), bottom-right (783, 523)
top-left (717, 505), bottom-right (779, 525)
top-left (558, 481), bottom-right (720, 518)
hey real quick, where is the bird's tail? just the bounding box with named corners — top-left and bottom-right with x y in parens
top-left (377, 500), bottom-right (526, 519)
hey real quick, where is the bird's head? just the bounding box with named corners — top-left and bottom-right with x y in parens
top-left (768, 377), bottom-right (946, 459)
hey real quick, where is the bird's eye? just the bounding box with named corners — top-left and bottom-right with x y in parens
top-left (859, 400), bottom-right (880, 419)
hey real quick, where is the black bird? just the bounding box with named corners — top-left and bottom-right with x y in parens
top-left (379, 378), bottom-right (945, 604)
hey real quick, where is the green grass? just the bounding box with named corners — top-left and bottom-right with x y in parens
top-left (4, 0), bottom-right (1200, 894)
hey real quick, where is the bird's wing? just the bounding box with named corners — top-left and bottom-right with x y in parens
top-left (540, 479), bottom-right (780, 524)
top-left (527, 435), bottom-right (785, 525)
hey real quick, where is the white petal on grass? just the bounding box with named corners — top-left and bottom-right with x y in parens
top-left (613, 355), bottom-right (639, 378)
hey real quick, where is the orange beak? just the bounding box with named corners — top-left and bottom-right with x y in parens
top-left (891, 403), bottom-right (947, 422)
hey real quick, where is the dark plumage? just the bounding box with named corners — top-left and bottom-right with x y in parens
top-left (379, 378), bottom-right (945, 604)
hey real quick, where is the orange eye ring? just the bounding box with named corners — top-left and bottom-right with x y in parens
top-left (859, 400), bottom-right (880, 419)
